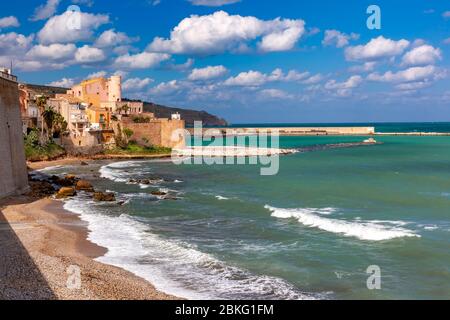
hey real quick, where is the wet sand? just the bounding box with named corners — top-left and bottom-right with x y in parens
top-left (27, 154), bottom-right (172, 171)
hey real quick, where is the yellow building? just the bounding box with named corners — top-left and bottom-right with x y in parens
top-left (67, 75), bottom-right (122, 129)
top-left (69, 76), bottom-right (121, 109)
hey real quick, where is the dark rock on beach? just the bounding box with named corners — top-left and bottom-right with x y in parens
top-left (93, 192), bottom-right (116, 202)
top-left (56, 187), bottom-right (77, 199)
top-left (52, 175), bottom-right (79, 187)
top-left (75, 180), bottom-right (95, 192)
top-left (27, 180), bottom-right (56, 198)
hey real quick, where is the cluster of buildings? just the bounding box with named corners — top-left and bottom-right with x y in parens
top-left (17, 73), bottom-right (185, 153)
top-left (0, 66), bottom-right (185, 199)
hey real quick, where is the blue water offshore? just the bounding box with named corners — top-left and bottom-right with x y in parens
top-left (42, 123), bottom-right (450, 300)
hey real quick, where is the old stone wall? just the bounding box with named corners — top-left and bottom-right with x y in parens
top-left (114, 118), bottom-right (185, 149)
top-left (0, 76), bottom-right (29, 198)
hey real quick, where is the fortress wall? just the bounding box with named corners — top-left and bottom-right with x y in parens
top-left (0, 75), bottom-right (29, 198)
top-left (119, 119), bottom-right (186, 149)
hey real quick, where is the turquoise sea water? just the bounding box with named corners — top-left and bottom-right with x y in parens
top-left (42, 125), bottom-right (450, 300)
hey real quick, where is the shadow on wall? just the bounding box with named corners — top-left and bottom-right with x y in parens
top-left (0, 201), bottom-right (56, 300)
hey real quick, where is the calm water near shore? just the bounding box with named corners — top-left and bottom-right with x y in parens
top-left (41, 125), bottom-right (450, 299)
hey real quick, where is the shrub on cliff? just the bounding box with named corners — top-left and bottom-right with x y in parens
top-left (24, 129), bottom-right (66, 161)
top-left (104, 141), bottom-right (171, 156)
top-left (132, 116), bottom-right (151, 123)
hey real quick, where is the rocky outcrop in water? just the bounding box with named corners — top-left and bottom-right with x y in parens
top-left (151, 191), bottom-right (167, 196)
top-left (129, 177), bottom-right (164, 185)
top-left (93, 192), bottom-right (116, 202)
top-left (75, 180), bottom-right (95, 192)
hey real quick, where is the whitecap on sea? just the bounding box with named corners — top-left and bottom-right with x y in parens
top-left (215, 195), bottom-right (230, 201)
top-left (265, 205), bottom-right (420, 241)
top-left (99, 161), bottom-right (150, 183)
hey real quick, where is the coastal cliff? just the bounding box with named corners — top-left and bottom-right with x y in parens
top-left (136, 100), bottom-right (228, 127)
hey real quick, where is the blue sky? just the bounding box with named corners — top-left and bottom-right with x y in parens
top-left (1, 0), bottom-right (450, 123)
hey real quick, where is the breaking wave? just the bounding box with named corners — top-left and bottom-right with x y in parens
top-left (99, 161), bottom-right (149, 183)
top-left (265, 205), bottom-right (420, 241)
top-left (63, 198), bottom-right (319, 300)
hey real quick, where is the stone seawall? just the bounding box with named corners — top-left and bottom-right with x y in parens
top-left (188, 127), bottom-right (376, 136)
top-left (114, 117), bottom-right (186, 149)
top-left (0, 75), bottom-right (29, 198)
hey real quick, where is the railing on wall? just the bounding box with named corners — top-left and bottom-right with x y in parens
top-left (0, 71), bottom-right (17, 82)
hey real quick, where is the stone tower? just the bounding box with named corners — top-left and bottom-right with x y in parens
top-left (108, 75), bottom-right (122, 102)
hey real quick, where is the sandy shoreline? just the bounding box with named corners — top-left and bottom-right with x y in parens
top-left (1, 158), bottom-right (178, 300)
top-left (27, 154), bottom-right (172, 171)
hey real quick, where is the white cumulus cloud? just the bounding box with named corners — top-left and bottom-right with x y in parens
top-left (401, 45), bottom-right (442, 66)
top-left (224, 68), bottom-right (309, 86)
top-left (114, 51), bottom-right (171, 69)
top-left (38, 10), bottom-right (109, 44)
top-left (0, 16), bottom-right (20, 29)
top-left (30, 0), bottom-right (61, 22)
top-left (188, 65), bottom-right (228, 81)
top-left (94, 29), bottom-right (138, 48)
top-left (325, 75), bottom-right (363, 90)
top-left (26, 43), bottom-right (77, 61)
top-left (87, 70), bottom-right (107, 79)
top-left (123, 77), bottom-right (154, 91)
top-left (260, 88), bottom-right (293, 99)
top-left (324, 75), bottom-right (363, 97)
top-left (345, 36), bottom-right (410, 61)
top-left (367, 65), bottom-right (444, 83)
top-left (148, 11), bottom-right (305, 55)
top-left (75, 45), bottom-right (106, 63)
top-left (48, 77), bottom-right (75, 87)
top-left (150, 80), bottom-right (181, 95)
top-left (0, 32), bottom-right (34, 55)
top-left (322, 29), bottom-right (359, 48)
top-left (188, 0), bottom-right (241, 6)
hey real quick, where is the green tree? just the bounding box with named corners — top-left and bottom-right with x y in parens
top-left (53, 113), bottom-right (68, 137)
top-left (41, 108), bottom-right (57, 140)
top-left (122, 104), bottom-right (130, 115)
top-left (36, 96), bottom-right (48, 143)
top-left (123, 128), bottom-right (134, 139)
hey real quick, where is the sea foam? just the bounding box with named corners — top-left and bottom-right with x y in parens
top-left (63, 198), bottom-right (317, 300)
top-left (265, 205), bottom-right (420, 241)
top-left (215, 195), bottom-right (230, 201)
top-left (99, 161), bottom-right (148, 183)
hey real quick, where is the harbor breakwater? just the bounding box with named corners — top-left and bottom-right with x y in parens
top-left (187, 127), bottom-right (376, 136)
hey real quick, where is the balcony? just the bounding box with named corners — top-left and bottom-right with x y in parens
top-left (70, 115), bottom-right (89, 123)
